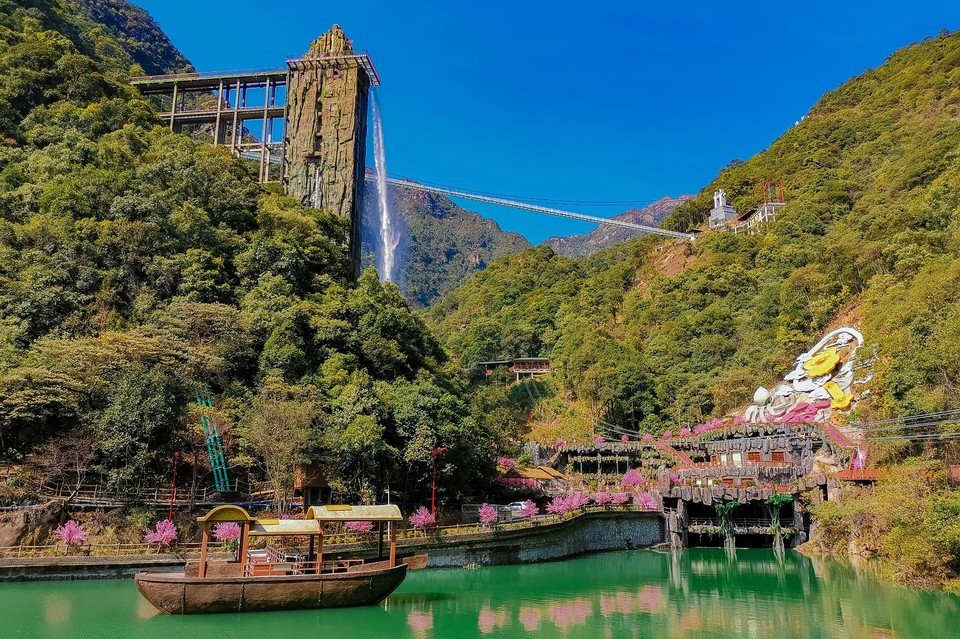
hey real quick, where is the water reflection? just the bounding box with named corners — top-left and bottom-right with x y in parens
top-left (2, 549), bottom-right (959, 639)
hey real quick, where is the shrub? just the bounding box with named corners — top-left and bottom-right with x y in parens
top-left (611, 492), bottom-right (630, 505)
top-left (593, 492), bottom-right (613, 506)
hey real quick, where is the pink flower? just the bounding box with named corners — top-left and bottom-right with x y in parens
top-left (145, 519), bottom-right (177, 547)
top-left (518, 500), bottom-right (539, 518)
top-left (213, 522), bottom-right (241, 542)
top-left (593, 492), bottom-right (612, 505)
top-left (636, 492), bottom-right (658, 510)
top-left (662, 430), bottom-right (673, 439)
top-left (594, 436), bottom-right (605, 444)
top-left (409, 506), bottom-right (436, 529)
top-left (621, 468), bottom-right (643, 487)
top-left (694, 424), bottom-right (709, 435)
top-left (547, 496), bottom-right (572, 516)
top-left (567, 492), bottom-right (590, 509)
top-left (611, 492), bottom-right (630, 505)
top-left (621, 434), bottom-right (629, 443)
top-left (555, 438), bottom-right (567, 447)
top-left (54, 520), bottom-right (87, 546)
top-left (346, 520), bottom-right (374, 534)
top-left (496, 457), bottom-right (517, 469)
top-left (679, 427), bottom-right (691, 436)
top-left (642, 433), bottom-right (654, 441)
top-left (478, 503), bottom-right (498, 526)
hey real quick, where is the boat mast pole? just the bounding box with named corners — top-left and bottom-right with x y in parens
top-left (389, 523), bottom-right (396, 568)
top-left (198, 523), bottom-right (209, 578)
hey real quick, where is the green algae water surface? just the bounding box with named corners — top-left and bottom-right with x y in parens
top-left (1, 549), bottom-right (958, 639)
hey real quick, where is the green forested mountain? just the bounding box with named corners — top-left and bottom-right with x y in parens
top-left (427, 31), bottom-right (960, 434)
top-left (361, 181), bottom-right (531, 308)
top-left (0, 0), bottom-right (498, 507)
top-left (74, 0), bottom-right (192, 75)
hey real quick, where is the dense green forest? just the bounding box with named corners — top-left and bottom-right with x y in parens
top-left (0, 0), bottom-right (504, 510)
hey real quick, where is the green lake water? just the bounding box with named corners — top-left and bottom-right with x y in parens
top-left (2, 549), bottom-right (958, 639)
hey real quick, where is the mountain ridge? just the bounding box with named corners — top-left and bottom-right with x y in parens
top-left (543, 195), bottom-right (694, 257)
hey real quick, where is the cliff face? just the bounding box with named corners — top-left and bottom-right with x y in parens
top-left (544, 196), bottom-right (693, 257)
top-left (361, 180), bottom-right (531, 308)
top-left (284, 25), bottom-right (370, 277)
top-left (74, 0), bottom-right (192, 74)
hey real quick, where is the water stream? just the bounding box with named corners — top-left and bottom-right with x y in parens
top-left (3, 549), bottom-right (958, 638)
top-left (370, 90), bottom-right (400, 283)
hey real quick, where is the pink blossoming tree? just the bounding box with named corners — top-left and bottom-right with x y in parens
top-left (346, 520), bottom-right (374, 534)
top-left (593, 492), bottom-right (612, 507)
top-left (621, 468), bottom-right (643, 487)
top-left (213, 522), bottom-right (241, 542)
top-left (611, 492), bottom-right (631, 505)
top-left (518, 500), bottom-right (539, 518)
top-left (478, 503), bottom-right (498, 526)
top-left (145, 519), bottom-right (177, 548)
top-left (636, 492), bottom-right (658, 510)
top-left (409, 506), bottom-right (435, 529)
top-left (54, 520), bottom-right (87, 546)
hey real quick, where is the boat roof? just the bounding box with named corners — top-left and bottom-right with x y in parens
top-left (305, 504), bottom-right (403, 522)
top-left (248, 519), bottom-right (322, 536)
top-left (197, 504), bottom-right (254, 522)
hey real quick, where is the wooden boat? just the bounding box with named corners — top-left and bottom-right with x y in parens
top-left (135, 504), bottom-right (426, 615)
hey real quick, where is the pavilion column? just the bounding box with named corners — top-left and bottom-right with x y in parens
top-left (198, 523), bottom-right (209, 578)
top-left (389, 523), bottom-right (396, 568)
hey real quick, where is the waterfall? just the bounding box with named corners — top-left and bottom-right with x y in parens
top-left (371, 90), bottom-right (399, 282)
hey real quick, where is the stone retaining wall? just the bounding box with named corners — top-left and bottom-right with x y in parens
top-left (404, 510), bottom-right (664, 568)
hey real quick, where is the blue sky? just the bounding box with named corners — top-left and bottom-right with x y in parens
top-left (136, 1), bottom-right (958, 244)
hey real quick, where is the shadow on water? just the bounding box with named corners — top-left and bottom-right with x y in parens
top-left (2, 549), bottom-right (960, 638)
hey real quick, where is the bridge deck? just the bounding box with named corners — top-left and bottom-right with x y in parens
top-left (131, 69), bottom-right (287, 92)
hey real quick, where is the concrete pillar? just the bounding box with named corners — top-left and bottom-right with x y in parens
top-left (284, 25), bottom-right (370, 279)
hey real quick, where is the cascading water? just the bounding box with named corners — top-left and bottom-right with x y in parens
top-left (370, 90), bottom-right (400, 282)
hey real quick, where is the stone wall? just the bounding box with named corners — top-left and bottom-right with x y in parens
top-left (405, 510), bottom-right (664, 568)
top-left (284, 25), bottom-right (369, 277)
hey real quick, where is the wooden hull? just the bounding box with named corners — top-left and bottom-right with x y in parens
top-left (135, 562), bottom-right (409, 615)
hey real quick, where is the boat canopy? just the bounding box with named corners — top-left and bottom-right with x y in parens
top-left (248, 518), bottom-right (322, 536)
top-left (196, 504), bottom-right (254, 522)
top-left (306, 504), bottom-right (403, 522)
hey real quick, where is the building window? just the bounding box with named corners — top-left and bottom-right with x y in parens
top-left (772, 451), bottom-right (786, 463)
top-left (748, 452), bottom-right (761, 463)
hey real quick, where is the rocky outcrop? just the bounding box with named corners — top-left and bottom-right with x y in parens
top-left (284, 25), bottom-right (370, 277)
top-left (544, 195), bottom-right (693, 257)
top-left (0, 500), bottom-right (67, 547)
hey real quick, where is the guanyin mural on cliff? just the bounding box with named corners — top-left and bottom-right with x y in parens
top-left (743, 327), bottom-right (873, 426)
